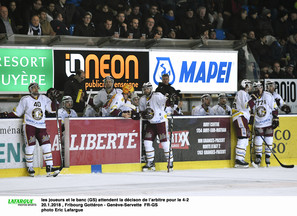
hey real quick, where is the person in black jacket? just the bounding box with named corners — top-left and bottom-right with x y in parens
top-left (73, 11), bottom-right (95, 37)
top-left (63, 69), bottom-right (87, 114)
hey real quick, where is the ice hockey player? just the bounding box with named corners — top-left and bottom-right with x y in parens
top-left (92, 76), bottom-right (122, 116)
top-left (213, 93), bottom-right (232, 115)
top-left (232, 79), bottom-right (254, 168)
top-left (192, 94), bottom-right (215, 116)
top-left (265, 80), bottom-right (291, 114)
top-left (106, 83), bottom-right (136, 118)
top-left (58, 96), bottom-right (78, 125)
top-left (139, 82), bottom-right (174, 171)
top-left (0, 83), bottom-right (60, 177)
top-left (251, 81), bottom-right (278, 167)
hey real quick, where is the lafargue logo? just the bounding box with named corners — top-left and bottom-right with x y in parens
top-left (153, 57), bottom-right (175, 85)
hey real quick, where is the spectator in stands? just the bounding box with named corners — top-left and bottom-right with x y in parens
top-left (39, 9), bottom-right (55, 35)
top-left (142, 17), bottom-right (157, 39)
top-left (231, 8), bottom-right (253, 40)
top-left (8, 0), bottom-right (23, 31)
top-left (0, 6), bottom-right (18, 35)
top-left (50, 12), bottom-right (69, 35)
top-left (263, 34), bottom-right (283, 64)
top-left (127, 18), bottom-right (141, 39)
top-left (114, 11), bottom-right (128, 38)
top-left (92, 4), bottom-right (113, 26)
top-left (55, 0), bottom-right (76, 28)
top-left (209, 29), bottom-right (217, 39)
top-left (270, 61), bottom-right (285, 78)
top-left (288, 9), bottom-right (297, 35)
top-left (284, 64), bottom-right (296, 78)
top-left (45, 1), bottom-right (57, 22)
top-left (162, 8), bottom-right (179, 36)
top-left (206, 0), bottom-right (224, 30)
top-left (73, 11), bottom-right (95, 37)
top-left (64, 69), bottom-right (87, 113)
top-left (287, 32), bottom-right (297, 65)
top-left (248, 8), bottom-right (259, 35)
top-left (27, 15), bottom-right (42, 35)
top-left (179, 7), bottom-right (196, 39)
top-left (23, 0), bottom-right (43, 26)
top-left (95, 19), bottom-right (114, 37)
top-left (273, 9), bottom-right (290, 40)
top-left (129, 4), bottom-right (142, 24)
top-left (143, 3), bottom-right (167, 34)
top-left (196, 6), bottom-right (213, 38)
top-left (155, 25), bottom-right (163, 39)
top-left (124, 5), bottom-right (132, 24)
top-left (257, 8), bottom-right (274, 37)
top-left (167, 28), bottom-right (176, 39)
top-left (192, 94), bottom-right (214, 116)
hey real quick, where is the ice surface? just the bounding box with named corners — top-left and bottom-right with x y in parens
top-left (1, 167), bottom-right (297, 196)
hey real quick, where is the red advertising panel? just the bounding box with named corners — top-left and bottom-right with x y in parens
top-left (68, 118), bottom-right (141, 165)
top-left (45, 119), bottom-right (62, 166)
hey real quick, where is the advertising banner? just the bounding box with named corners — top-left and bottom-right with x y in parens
top-left (53, 50), bottom-right (149, 92)
top-left (149, 50), bottom-right (238, 93)
top-left (0, 119), bottom-right (61, 169)
top-left (265, 79), bottom-right (297, 113)
top-left (152, 116), bottom-right (231, 162)
top-left (0, 48), bottom-right (53, 94)
top-left (66, 118), bottom-right (141, 165)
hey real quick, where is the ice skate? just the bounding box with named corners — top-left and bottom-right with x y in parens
top-left (142, 161), bottom-right (155, 172)
top-left (46, 165), bottom-right (61, 177)
top-left (253, 155), bottom-right (261, 168)
top-left (27, 167), bottom-right (35, 177)
top-left (234, 159), bottom-right (249, 168)
top-left (265, 154), bottom-right (270, 167)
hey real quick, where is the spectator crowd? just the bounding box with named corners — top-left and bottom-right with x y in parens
top-left (0, 0), bottom-right (297, 79)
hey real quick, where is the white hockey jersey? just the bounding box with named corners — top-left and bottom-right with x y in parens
top-left (83, 105), bottom-right (101, 117)
top-left (104, 93), bottom-right (133, 117)
top-left (58, 108), bottom-right (77, 123)
top-left (213, 104), bottom-right (232, 115)
top-left (232, 90), bottom-right (251, 122)
top-left (139, 92), bottom-right (167, 124)
top-left (271, 92), bottom-right (285, 110)
top-left (192, 105), bottom-right (215, 116)
top-left (165, 104), bottom-right (183, 116)
top-left (93, 88), bottom-right (122, 107)
top-left (253, 91), bottom-right (278, 128)
top-left (13, 95), bottom-right (55, 128)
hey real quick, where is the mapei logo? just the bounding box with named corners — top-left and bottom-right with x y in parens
top-left (153, 57), bottom-right (175, 85)
top-left (65, 53), bottom-right (139, 79)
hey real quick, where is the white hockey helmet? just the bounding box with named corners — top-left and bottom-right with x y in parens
top-left (253, 81), bottom-right (263, 89)
top-left (28, 82), bottom-right (40, 96)
top-left (201, 94), bottom-right (211, 103)
top-left (240, 79), bottom-right (252, 89)
top-left (265, 80), bottom-right (275, 91)
top-left (218, 93), bottom-right (227, 99)
top-left (103, 76), bottom-right (114, 85)
top-left (62, 96), bottom-right (73, 109)
top-left (142, 82), bottom-right (153, 94)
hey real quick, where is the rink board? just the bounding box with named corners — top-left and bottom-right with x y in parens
top-left (0, 116), bottom-right (296, 177)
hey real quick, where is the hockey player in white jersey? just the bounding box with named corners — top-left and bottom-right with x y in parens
top-left (192, 94), bottom-right (215, 116)
top-left (58, 96), bottom-right (78, 124)
top-left (266, 80), bottom-right (291, 114)
top-left (252, 81), bottom-right (279, 167)
top-left (106, 83), bottom-right (135, 118)
top-left (232, 79), bottom-right (254, 168)
top-left (213, 93), bottom-right (232, 115)
top-left (92, 76), bottom-right (122, 116)
top-left (0, 83), bottom-right (60, 177)
top-left (139, 82), bottom-right (173, 171)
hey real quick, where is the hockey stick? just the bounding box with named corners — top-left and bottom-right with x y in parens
top-left (167, 111), bottom-right (174, 173)
top-left (54, 98), bottom-right (64, 172)
top-left (259, 135), bottom-right (294, 168)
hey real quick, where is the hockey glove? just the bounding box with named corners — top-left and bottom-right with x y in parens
top-left (0, 112), bottom-right (8, 118)
top-left (131, 110), bottom-right (140, 120)
top-left (141, 108), bottom-right (154, 120)
top-left (272, 117), bottom-right (279, 129)
top-left (281, 104), bottom-right (291, 114)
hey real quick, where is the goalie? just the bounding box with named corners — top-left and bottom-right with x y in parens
top-left (139, 82), bottom-right (173, 171)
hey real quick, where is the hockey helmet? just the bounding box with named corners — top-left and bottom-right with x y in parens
top-left (103, 76), bottom-right (114, 85)
top-left (218, 93), bottom-right (227, 99)
top-left (240, 79), bottom-right (252, 89)
top-left (28, 82), bottom-right (40, 95)
top-left (142, 82), bottom-right (153, 93)
top-left (265, 80), bottom-right (275, 91)
top-left (62, 96), bottom-right (73, 109)
top-left (253, 81), bottom-right (263, 89)
top-left (201, 94), bottom-right (211, 102)
top-left (122, 83), bottom-right (134, 94)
